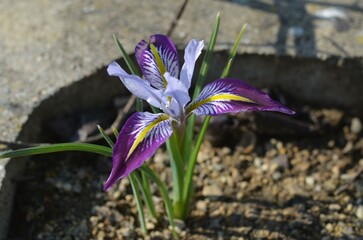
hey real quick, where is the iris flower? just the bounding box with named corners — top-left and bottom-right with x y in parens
top-left (104, 34), bottom-right (294, 190)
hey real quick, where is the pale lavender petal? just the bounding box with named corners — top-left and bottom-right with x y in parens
top-left (107, 61), bottom-right (163, 108)
top-left (180, 39), bottom-right (204, 89)
top-left (135, 34), bottom-right (179, 89)
top-left (164, 72), bottom-right (190, 115)
top-left (187, 78), bottom-right (295, 116)
top-left (103, 112), bottom-right (172, 190)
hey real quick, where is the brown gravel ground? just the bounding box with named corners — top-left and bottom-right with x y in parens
top-left (8, 106), bottom-right (363, 239)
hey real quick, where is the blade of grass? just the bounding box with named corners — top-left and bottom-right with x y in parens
top-left (183, 13), bottom-right (220, 160)
top-left (133, 172), bottom-right (158, 221)
top-left (181, 114), bottom-right (210, 218)
top-left (181, 22), bottom-right (249, 218)
top-left (112, 127), bottom-right (119, 138)
top-left (0, 143), bottom-right (112, 159)
top-left (140, 165), bottom-right (178, 239)
top-left (166, 132), bottom-right (184, 219)
top-left (114, 35), bottom-right (140, 76)
top-left (129, 173), bottom-right (148, 234)
top-left (221, 24), bottom-right (247, 78)
top-left (97, 125), bottom-right (115, 148)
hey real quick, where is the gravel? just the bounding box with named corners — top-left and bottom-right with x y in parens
top-left (8, 105), bottom-right (363, 239)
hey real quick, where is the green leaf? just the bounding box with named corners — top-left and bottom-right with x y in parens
top-left (140, 165), bottom-right (178, 239)
top-left (0, 143), bottom-right (112, 159)
top-left (166, 132), bottom-right (184, 219)
top-left (129, 173), bottom-right (147, 234)
top-left (221, 23), bottom-right (247, 78)
top-left (181, 21), bottom-right (248, 219)
top-left (113, 35), bottom-right (140, 76)
top-left (183, 13), bottom-right (220, 165)
top-left (134, 170), bottom-right (158, 220)
top-left (97, 125), bottom-right (115, 148)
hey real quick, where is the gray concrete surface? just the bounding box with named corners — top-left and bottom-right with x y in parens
top-left (0, 0), bottom-right (184, 238)
top-left (172, 0), bottom-right (363, 58)
top-left (171, 0), bottom-right (363, 112)
top-left (0, 0), bottom-right (363, 238)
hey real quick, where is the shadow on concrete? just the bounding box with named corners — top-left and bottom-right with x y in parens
top-left (226, 0), bottom-right (362, 56)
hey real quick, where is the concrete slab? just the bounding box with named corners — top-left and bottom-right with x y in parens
top-left (171, 0), bottom-right (363, 58)
top-left (0, 0), bottom-right (184, 238)
top-left (171, 0), bottom-right (363, 113)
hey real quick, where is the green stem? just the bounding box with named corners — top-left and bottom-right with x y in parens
top-left (129, 173), bottom-right (147, 234)
top-left (180, 21), bottom-right (248, 219)
top-left (138, 171), bottom-right (158, 220)
top-left (183, 13), bottom-right (220, 161)
top-left (166, 131), bottom-right (184, 219)
top-left (140, 165), bottom-right (178, 239)
top-left (181, 116), bottom-right (211, 219)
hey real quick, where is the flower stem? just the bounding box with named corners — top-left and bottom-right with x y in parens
top-left (140, 165), bottom-right (178, 239)
top-left (181, 116), bottom-right (211, 219)
top-left (129, 173), bottom-right (148, 234)
top-left (166, 131), bottom-right (184, 219)
top-left (183, 13), bottom-right (220, 162)
top-left (134, 171), bottom-right (158, 221)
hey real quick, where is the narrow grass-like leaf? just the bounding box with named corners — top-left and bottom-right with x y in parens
top-left (134, 172), bottom-right (158, 220)
top-left (183, 13), bottom-right (220, 163)
top-left (140, 165), bottom-right (178, 239)
top-left (181, 22), bottom-right (248, 218)
top-left (166, 132), bottom-right (184, 219)
top-left (0, 143), bottom-right (112, 159)
top-left (114, 35), bottom-right (140, 76)
top-left (221, 23), bottom-right (247, 78)
top-left (97, 125), bottom-right (115, 148)
top-left (192, 13), bottom-right (220, 99)
top-left (136, 98), bottom-right (144, 112)
top-left (181, 116), bottom-right (210, 217)
top-left (129, 173), bottom-right (147, 234)
top-left (112, 127), bottom-right (119, 138)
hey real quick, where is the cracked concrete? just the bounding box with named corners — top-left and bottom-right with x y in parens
top-left (0, 0), bottom-right (363, 238)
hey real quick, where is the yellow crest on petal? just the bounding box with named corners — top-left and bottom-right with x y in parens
top-left (126, 114), bottom-right (170, 160)
top-left (150, 44), bottom-right (168, 88)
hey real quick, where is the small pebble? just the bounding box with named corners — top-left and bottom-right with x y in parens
top-left (272, 171), bottom-right (282, 180)
top-left (63, 183), bottom-right (72, 192)
top-left (356, 205), bottom-right (363, 219)
top-left (351, 117), bottom-right (362, 134)
top-left (196, 200), bottom-right (207, 213)
top-left (325, 223), bottom-right (334, 232)
top-left (305, 176), bottom-right (315, 187)
top-left (329, 203), bottom-right (341, 211)
top-left (202, 184), bottom-right (223, 197)
top-left (254, 157), bottom-right (263, 167)
top-left (173, 219), bottom-right (185, 231)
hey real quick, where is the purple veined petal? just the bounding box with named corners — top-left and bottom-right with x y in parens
top-left (107, 61), bottom-right (163, 109)
top-left (164, 72), bottom-right (191, 115)
top-left (103, 112), bottom-right (173, 190)
top-left (186, 78), bottom-right (295, 116)
top-left (135, 34), bottom-right (179, 89)
top-left (180, 39), bottom-right (204, 90)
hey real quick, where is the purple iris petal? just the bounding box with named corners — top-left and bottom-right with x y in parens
top-left (107, 61), bottom-right (163, 109)
top-left (180, 39), bottom-right (204, 90)
top-left (103, 112), bottom-right (172, 190)
top-left (187, 78), bottom-right (295, 116)
top-left (135, 34), bottom-right (179, 89)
